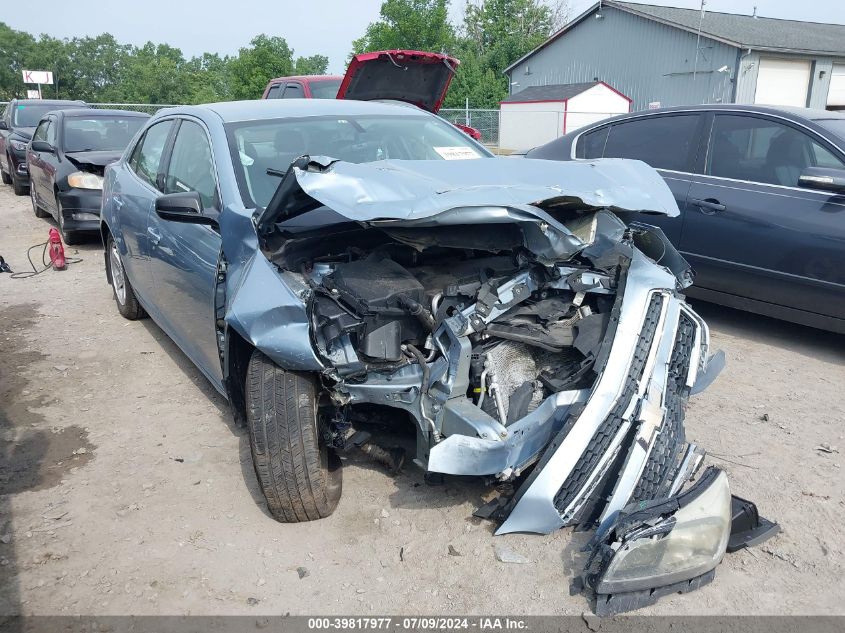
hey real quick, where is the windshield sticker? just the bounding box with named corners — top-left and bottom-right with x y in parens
top-left (434, 146), bottom-right (480, 160)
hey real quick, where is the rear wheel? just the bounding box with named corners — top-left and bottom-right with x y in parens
top-left (30, 185), bottom-right (49, 218)
top-left (106, 234), bottom-right (145, 320)
top-left (245, 351), bottom-right (341, 522)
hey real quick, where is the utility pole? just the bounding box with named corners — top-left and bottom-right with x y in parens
top-left (693, 0), bottom-right (706, 80)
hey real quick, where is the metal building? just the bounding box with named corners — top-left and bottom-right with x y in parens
top-left (504, 1), bottom-right (845, 112)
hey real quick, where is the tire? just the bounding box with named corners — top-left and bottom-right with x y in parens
top-left (11, 170), bottom-right (27, 196)
top-left (1, 164), bottom-right (10, 185)
top-left (31, 185), bottom-right (49, 218)
top-left (246, 351), bottom-right (341, 522)
top-left (57, 199), bottom-right (80, 244)
top-left (106, 234), bottom-right (145, 320)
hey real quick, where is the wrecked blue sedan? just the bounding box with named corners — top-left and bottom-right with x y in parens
top-left (100, 99), bottom-right (773, 614)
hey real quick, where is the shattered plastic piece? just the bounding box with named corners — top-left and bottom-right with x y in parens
top-left (727, 495), bottom-right (780, 552)
top-left (594, 570), bottom-right (715, 617)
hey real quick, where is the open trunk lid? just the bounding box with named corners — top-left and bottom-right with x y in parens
top-left (337, 50), bottom-right (457, 113)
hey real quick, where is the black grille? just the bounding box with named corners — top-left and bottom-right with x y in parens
top-left (553, 294), bottom-right (664, 516)
top-left (630, 311), bottom-right (695, 502)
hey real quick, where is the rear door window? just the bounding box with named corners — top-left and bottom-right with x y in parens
top-left (706, 114), bottom-right (845, 187)
top-left (281, 83), bottom-right (304, 99)
top-left (575, 126), bottom-right (609, 159)
top-left (602, 114), bottom-right (701, 171)
top-left (129, 120), bottom-right (174, 190)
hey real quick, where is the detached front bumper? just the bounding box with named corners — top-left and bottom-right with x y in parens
top-left (58, 189), bottom-right (103, 233)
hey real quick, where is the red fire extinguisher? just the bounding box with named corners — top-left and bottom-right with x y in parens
top-left (48, 227), bottom-right (66, 271)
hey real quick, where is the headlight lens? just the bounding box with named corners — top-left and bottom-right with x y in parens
top-left (10, 139), bottom-right (28, 151)
top-left (68, 172), bottom-right (104, 190)
top-left (596, 469), bottom-right (731, 594)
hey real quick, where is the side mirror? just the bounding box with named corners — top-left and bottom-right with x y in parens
top-left (0, 121), bottom-right (8, 130)
top-left (155, 191), bottom-right (218, 227)
top-left (30, 140), bottom-right (54, 153)
top-left (798, 167), bottom-right (845, 194)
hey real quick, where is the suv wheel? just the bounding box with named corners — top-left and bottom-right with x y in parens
top-left (245, 352), bottom-right (342, 522)
top-left (11, 170), bottom-right (26, 196)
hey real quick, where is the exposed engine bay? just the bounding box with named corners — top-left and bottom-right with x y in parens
top-left (228, 156), bottom-right (777, 614)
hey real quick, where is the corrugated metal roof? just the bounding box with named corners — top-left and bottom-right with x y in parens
top-left (614, 2), bottom-right (845, 55)
top-left (505, 1), bottom-right (845, 75)
top-left (501, 82), bottom-right (599, 102)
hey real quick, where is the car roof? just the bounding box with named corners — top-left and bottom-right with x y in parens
top-left (599, 103), bottom-right (845, 123)
top-left (164, 98), bottom-right (435, 123)
top-left (266, 75), bottom-right (343, 84)
top-left (55, 108), bottom-right (150, 118)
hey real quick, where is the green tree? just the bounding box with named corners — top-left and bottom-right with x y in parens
top-left (351, 0), bottom-right (454, 56)
top-left (0, 22), bottom-right (36, 100)
top-left (293, 54), bottom-right (329, 76)
top-left (228, 34), bottom-right (295, 100)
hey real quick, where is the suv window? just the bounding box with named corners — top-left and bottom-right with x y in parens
top-left (129, 120), bottom-right (173, 189)
top-left (601, 114), bottom-right (700, 171)
top-left (282, 83), bottom-right (304, 99)
top-left (707, 114), bottom-right (845, 187)
top-left (266, 84), bottom-right (281, 99)
top-left (164, 120), bottom-right (218, 209)
top-left (576, 126), bottom-right (609, 159)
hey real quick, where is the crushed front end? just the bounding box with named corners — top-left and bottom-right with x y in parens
top-left (244, 157), bottom-right (770, 613)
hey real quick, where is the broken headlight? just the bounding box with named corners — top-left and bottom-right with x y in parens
top-left (68, 171), bottom-right (103, 190)
top-left (592, 467), bottom-right (731, 595)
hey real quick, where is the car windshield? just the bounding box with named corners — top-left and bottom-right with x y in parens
top-left (63, 116), bottom-right (147, 152)
top-left (816, 118), bottom-right (845, 143)
top-left (309, 79), bottom-right (342, 99)
top-left (226, 113), bottom-right (491, 208)
top-left (13, 104), bottom-right (76, 127)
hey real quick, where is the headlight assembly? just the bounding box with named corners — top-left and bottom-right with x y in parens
top-left (10, 139), bottom-right (28, 151)
top-left (590, 467), bottom-right (731, 596)
top-left (68, 172), bottom-right (104, 190)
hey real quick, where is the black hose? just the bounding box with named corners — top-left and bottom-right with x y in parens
top-left (398, 294), bottom-right (436, 332)
top-left (404, 343), bottom-right (430, 396)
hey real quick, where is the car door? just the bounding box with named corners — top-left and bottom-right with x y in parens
top-left (575, 112), bottom-right (706, 243)
top-left (117, 119), bottom-right (176, 300)
top-left (680, 112), bottom-right (845, 319)
top-left (147, 117), bottom-right (223, 386)
top-left (27, 118), bottom-right (50, 206)
top-left (41, 117), bottom-right (61, 216)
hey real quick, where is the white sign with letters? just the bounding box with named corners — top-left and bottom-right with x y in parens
top-left (26, 90), bottom-right (41, 99)
top-left (22, 70), bottom-right (54, 85)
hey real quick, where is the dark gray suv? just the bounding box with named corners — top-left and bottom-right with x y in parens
top-left (528, 105), bottom-right (845, 334)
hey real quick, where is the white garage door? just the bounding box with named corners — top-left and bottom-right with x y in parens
top-left (754, 58), bottom-right (811, 107)
top-left (827, 63), bottom-right (845, 107)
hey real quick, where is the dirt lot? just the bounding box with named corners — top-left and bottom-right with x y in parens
top-left (1, 183), bottom-right (844, 617)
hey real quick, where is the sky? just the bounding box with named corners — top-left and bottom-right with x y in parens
top-left (5, 0), bottom-right (845, 74)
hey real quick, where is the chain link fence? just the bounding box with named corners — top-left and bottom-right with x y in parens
top-left (440, 108), bottom-right (499, 147)
top-left (1, 102), bottom-right (625, 150)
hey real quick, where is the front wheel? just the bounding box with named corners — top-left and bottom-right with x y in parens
top-left (11, 170), bottom-right (27, 196)
top-left (245, 351), bottom-right (341, 522)
top-left (106, 234), bottom-right (145, 320)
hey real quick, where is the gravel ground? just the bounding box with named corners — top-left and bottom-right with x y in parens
top-left (1, 184), bottom-right (843, 617)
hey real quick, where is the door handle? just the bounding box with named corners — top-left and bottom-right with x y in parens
top-left (690, 198), bottom-right (726, 215)
top-left (147, 227), bottom-right (162, 245)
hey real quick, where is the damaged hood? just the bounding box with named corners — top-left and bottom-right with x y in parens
top-left (65, 150), bottom-right (123, 168)
top-left (258, 156), bottom-right (680, 231)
